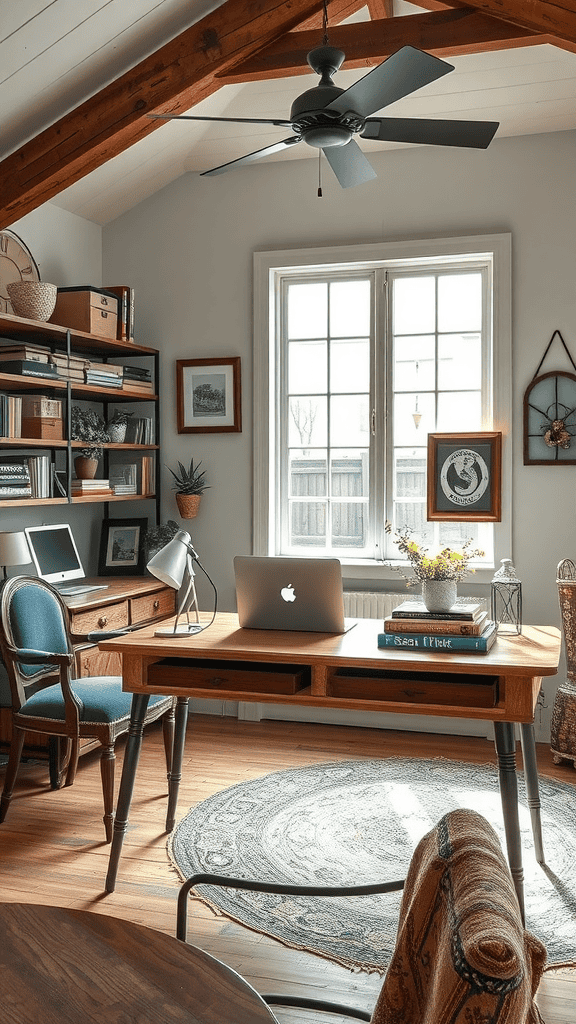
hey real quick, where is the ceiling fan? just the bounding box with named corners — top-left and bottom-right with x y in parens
top-left (150, 20), bottom-right (499, 189)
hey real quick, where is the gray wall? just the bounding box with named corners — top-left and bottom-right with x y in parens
top-left (10, 129), bottom-right (576, 739)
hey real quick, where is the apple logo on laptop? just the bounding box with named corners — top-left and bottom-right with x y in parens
top-left (280, 583), bottom-right (296, 603)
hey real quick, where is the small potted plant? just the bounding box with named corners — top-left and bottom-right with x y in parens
top-left (70, 406), bottom-right (110, 478)
top-left (106, 409), bottom-right (133, 443)
top-left (384, 521), bottom-right (484, 612)
top-left (167, 458), bottom-right (210, 518)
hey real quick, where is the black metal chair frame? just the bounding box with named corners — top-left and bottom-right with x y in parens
top-left (176, 872), bottom-right (406, 1021)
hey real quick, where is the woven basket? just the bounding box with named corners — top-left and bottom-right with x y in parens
top-left (6, 281), bottom-right (57, 321)
top-left (176, 493), bottom-right (201, 518)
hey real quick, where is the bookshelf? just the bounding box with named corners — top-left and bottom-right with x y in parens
top-left (0, 310), bottom-right (160, 517)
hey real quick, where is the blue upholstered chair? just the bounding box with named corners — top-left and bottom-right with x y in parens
top-left (0, 575), bottom-right (175, 841)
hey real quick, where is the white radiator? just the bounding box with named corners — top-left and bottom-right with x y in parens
top-left (343, 591), bottom-right (403, 620)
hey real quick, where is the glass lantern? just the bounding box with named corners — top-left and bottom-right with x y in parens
top-left (490, 558), bottom-right (522, 635)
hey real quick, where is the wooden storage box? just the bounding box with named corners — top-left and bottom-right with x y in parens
top-left (21, 394), bottom-right (64, 439)
top-left (50, 287), bottom-right (118, 339)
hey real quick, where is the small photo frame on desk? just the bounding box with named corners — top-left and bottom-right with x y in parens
top-left (427, 432), bottom-right (502, 522)
top-left (177, 356), bottom-right (241, 433)
top-left (98, 517), bottom-right (148, 576)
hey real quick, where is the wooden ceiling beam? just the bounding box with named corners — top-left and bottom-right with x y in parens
top-left (0, 0), bottom-right (326, 229)
top-left (447, 1), bottom-right (576, 47)
top-left (219, 8), bottom-right (542, 83)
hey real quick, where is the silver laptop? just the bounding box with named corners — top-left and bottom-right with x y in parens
top-left (234, 555), bottom-right (347, 633)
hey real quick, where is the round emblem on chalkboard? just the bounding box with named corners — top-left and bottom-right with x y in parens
top-left (439, 448), bottom-right (489, 507)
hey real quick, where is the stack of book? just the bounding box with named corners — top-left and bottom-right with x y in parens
top-left (48, 351), bottom-right (89, 382)
top-left (0, 341), bottom-right (52, 366)
top-left (122, 365), bottom-right (153, 392)
top-left (104, 285), bottom-right (135, 342)
top-left (27, 455), bottom-right (52, 498)
top-left (109, 463), bottom-right (137, 495)
top-left (0, 393), bottom-right (22, 437)
top-left (71, 477), bottom-right (113, 497)
top-left (0, 460), bottom-right (32, 498)
top-left (378, 598), bottom-right (497, 654)
top-left (125, 416), bottom-right (154, 443)
top-left (84, 361), bottom-right (124, 388)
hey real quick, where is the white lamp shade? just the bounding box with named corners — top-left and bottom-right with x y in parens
top-left (147, 530), bottom-right (191, 590)
top-left (0, 531), bottom-right (31, 567)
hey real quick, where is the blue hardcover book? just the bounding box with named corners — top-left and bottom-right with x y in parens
top-left (377, 621), bottom-right (497, 653)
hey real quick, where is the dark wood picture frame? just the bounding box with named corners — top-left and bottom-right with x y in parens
top-left (427, 432), bottom-right (502, 522)
top-left (98, 517), bottom-right (148, 576)
top-left (176, 356), bottom-right (241, 433)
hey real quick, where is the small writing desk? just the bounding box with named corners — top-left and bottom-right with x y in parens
top-left (100, 614), bottom-right (561, 917)
top-left (1, 902), bottom-right (276, 1024)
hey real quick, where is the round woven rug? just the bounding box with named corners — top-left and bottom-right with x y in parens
top-left (167, 757), bottom-right (576, 972)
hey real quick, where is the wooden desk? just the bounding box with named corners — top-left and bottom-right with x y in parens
top-left (100, 614), bottom-right (561, 916)
top-left (1, 902), bottom-right (276, 1024)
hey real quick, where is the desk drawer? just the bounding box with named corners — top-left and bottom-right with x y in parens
top-left (130, 589), bottom-right (175, 625)
top-left (72, 600), bottom-right (129, 634)
top-left (148, 658), bottom-right (309, 695)
top-left (328, 669), bottom-right (498, 708)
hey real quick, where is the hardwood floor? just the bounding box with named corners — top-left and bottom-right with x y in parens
top-left (1, 715), bottom-right (575, 1023)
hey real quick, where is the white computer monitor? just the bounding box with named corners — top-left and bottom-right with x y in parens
top-left (25, 523), bottom-right (85, 586)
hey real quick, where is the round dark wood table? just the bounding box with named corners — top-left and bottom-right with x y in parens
top-left (1, 902), bottom-right (277, 1023)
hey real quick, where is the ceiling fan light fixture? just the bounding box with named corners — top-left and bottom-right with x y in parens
top-left (304, 125), bottom-right (353, 149)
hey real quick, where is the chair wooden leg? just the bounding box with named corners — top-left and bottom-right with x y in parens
top-left (49, 737), bottom-right (65, 789)
top-left (100, 743), bottom-right (116, 843)
top-left (64, 738), bottom-right (80, 788)
top-left (162, 703), bottom-right (176, 777)
top-left (0, 729), bottom-right (26, 823)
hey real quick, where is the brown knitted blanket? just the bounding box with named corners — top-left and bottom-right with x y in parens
top-left (372, 808), bottom-right (547, 1024)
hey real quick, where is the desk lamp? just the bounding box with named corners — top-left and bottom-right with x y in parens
top-left (0, 531), bottom-right (32, 579)
top-left (147, 529), bottom-right (203, 636)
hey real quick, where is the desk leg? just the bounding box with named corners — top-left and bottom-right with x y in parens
top-left (105, 693), bottom-right (150, 894)
top-left (493, 721), bottom-right (525, 922)
top-left (166, 697), bottom-right (189, 834)
top-left (519, 722), bottom-right (545, 865)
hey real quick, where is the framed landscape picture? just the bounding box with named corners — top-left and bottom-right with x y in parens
top-left (176, 356), bottom-right (241, 433)
top-left (427, 432), bottom-right (502, 522)
top-left (98, 517), bottom-right (148, 576)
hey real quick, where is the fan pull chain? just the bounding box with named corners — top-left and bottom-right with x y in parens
top-left (322, 0), bottom-right (328, 45)
top-left (318, 149), bottom-right (323, 197)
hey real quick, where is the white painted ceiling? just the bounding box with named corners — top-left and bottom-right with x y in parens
top-left (2, 0), bottom-right (576, 224)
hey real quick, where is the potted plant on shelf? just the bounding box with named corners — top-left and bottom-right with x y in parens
top-left (167, 458), bottom-right (209, 518)
top-left (106, 409), bottom-right (133, 443)
top-left (70, 406), bottom-right (110, 479)
top-left (384, 521), bottom-right (484, 612)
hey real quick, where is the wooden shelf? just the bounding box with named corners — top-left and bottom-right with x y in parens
top-left (0, 310), bottom-right (160, 512)
top-left (0, 311), bottom-right (156, 356)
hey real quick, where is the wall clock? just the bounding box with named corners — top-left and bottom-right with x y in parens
top-left (523, 330), bottom-right (576, 465)
top-left (0, 230), bottom-right (40, 314)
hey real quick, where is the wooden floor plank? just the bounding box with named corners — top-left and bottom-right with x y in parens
top-left (0, 715), bottom-right (574, 1022)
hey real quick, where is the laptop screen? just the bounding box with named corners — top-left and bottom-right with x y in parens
top-left (234, 555), bottom-right (346, 633)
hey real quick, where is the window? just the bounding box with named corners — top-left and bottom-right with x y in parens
top-left (254, 235), bottom-right (511, 580)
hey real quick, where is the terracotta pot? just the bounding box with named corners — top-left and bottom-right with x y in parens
top-left (421, 580), bottom-right (457, 613)
top-left (74, 456), bottom-right (99, 479)
top-left (176, 492), bottom-right (201, 518)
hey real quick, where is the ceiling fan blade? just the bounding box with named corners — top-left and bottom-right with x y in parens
top-left (149, 113), bottom-right (292, 127)
top-left (325, 46), bottom-right (453, 120)
top-left (201, 137), bottom-right (300, 177)
top-left (322, 140), bottom-right (377, 189)
top-left (362, 116), bottom-right (499, 149)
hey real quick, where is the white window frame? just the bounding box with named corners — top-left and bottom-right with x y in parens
top-left (253, 233), bottom-right (512, 585)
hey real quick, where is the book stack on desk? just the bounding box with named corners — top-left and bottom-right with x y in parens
top-left (378, 598), bottom-right (497, 653)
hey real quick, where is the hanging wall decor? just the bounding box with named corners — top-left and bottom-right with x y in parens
top-left (523, 330), bottom-right (576, 465)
